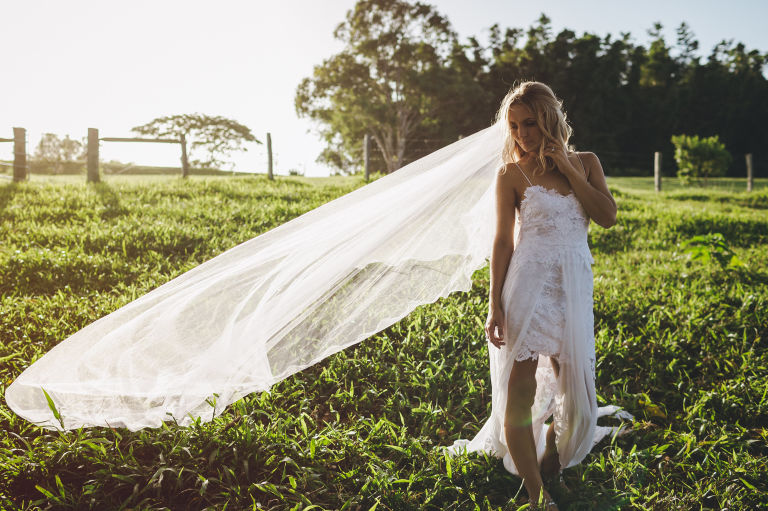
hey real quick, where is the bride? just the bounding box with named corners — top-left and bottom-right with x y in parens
top-left (455, 82), bottom-right (621, 509)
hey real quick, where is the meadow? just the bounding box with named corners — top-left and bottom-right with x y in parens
top-left (0, 174), bottom-right (766, 510)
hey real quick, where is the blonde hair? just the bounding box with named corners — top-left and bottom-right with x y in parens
top-left (496, 81), bottom-right (573, 174)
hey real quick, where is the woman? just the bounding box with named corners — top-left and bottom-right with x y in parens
top-left (482, 82), bottom-right (617, 509)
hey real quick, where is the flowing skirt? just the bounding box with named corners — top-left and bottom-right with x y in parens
top-left (446, 246), bottom-right (632, 474)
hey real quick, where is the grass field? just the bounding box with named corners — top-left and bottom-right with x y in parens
top-left (0, 175), bottom-right (766, 510)
top-left (605, 176), bottom-right (766, 193)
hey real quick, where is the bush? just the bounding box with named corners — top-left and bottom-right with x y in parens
top-left (671, 134), bottom-right (731, 185)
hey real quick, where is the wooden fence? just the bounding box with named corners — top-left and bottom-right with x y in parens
top-left (0, 127), bottom-right (759, 188)
top-left (88, 128), bottom-right (190, 182)
top-left (0, 128), bottom-right (28, 182)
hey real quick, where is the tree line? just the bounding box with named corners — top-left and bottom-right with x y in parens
top-left (296, 0), bottom-right (768, 177)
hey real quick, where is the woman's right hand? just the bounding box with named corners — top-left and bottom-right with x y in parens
top-left (485, 305), bottom-right (505, 349)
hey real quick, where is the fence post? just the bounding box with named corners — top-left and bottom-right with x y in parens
top-left (654, 151), bottom-right (662, 192)
top-left (266, 132), bottom-right (273, 180)
top-left (13, 127), bottom-right (26, 182)
top-left (87, 128), bottom-right (100, 183)
top-left (745, 153), bottom-right (753, 192)
top-left (180, 134), bottom-right (190, 178)
top-left (364, 134), bottom-right (370, 181)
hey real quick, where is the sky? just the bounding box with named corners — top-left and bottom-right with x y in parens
top-left (2, 0), bottom-right (766, 177)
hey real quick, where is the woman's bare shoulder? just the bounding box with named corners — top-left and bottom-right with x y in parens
top-left (575, 151), bottom-right (601, 164)
top-left (499, 161), bottom-right (523, 175)
top-left (498, 162), bottom-right (527, 208)
top-left (501, 162), bottom-right (528, 183)
top-left (571, 151), bottom-right (601, 177)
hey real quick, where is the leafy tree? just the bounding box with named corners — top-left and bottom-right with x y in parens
top-left (32, 134), bottom-right (85, 174)
top-left (640, 23), bottom-right (680, 88)
top-left (675, 22), bottom-right (699, 67)
top-left (131, 114), bottom-right (261, 170)
top-left (671, 134), bottom-right (731, 185)
top-left (296, 0), bottom-right (473, 174)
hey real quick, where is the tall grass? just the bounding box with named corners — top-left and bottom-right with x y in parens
top-left (1, 176), bottom-right (766, 510)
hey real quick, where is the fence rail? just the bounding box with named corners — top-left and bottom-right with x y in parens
top-left (87, 129), bottom-right (190, 182)
top-left (0, 128), bottom-right (27, 181)
top-left (0, 126), bottom-right (761, 189)
top-left (100, 137), bottom-right (181, 143)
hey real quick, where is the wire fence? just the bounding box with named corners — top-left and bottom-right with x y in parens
top-left (1, 128), bottom-right (760, 189)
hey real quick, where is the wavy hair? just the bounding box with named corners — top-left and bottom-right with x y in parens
top-left (496, 81), bottom-right (573, 175)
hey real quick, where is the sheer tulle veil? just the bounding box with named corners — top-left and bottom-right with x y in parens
top-left (6, 121), bottom-right (508, 431)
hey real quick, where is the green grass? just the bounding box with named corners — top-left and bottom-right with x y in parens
top-left (607, 176), bottom-right (767, 193)
top-left (0, 176), bottom-right (766, 510)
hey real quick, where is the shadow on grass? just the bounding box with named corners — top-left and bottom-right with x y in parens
top-left (0, 181), bottom-right (21, 218)
top-left (90, 181), bottom-right (127, 220)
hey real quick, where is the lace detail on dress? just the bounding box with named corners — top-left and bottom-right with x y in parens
top-left (513, 185), bottom-right (595, 269)
top-left (514, 266), bottom-right (565, 362)
top-left (511, 186), bottom-right (594, 363)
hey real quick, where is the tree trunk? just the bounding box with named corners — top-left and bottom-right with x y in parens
top-left (371, 104), bottom-right (420, 173)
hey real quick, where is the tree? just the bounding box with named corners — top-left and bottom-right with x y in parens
top-left (675, 22), bottom-right (699, 67)
top-left (32, 134), bottom-right (85, 174)
top-left (295, 0), bottom-right (469, 174)
top-left (671, 134), bottom-right (731, 185)
top-left (131, 114), bottom-right (260, 170)
top-left (641, 22), bottom-right (679, 88)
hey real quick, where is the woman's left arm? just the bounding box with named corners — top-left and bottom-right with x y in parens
top-left (554, 149), bottom-right (617, 228)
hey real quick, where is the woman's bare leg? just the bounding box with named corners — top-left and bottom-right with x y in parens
top-left (504, 357), bottom-right (555, 506)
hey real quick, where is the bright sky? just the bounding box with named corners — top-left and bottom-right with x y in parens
top-left (2, 1), bottom-right (766, 176)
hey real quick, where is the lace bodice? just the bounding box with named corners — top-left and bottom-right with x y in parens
top-left (514, 185), bottom-right (594, 267)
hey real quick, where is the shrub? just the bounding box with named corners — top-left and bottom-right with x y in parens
top-left (671, 134), bottom-right (731, 185)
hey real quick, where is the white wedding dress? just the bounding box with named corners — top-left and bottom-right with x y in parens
top-left (447, 159), bottom-right (632, 474)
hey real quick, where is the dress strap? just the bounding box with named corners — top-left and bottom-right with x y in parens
top-left (512, 162), bottom-right (533, 186)
top-left (575, 153), bottom-right (589, 179)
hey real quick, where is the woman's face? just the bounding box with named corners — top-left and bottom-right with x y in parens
top-left (508, 103), bottom-right (542, 154)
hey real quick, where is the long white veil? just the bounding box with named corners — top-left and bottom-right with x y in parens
top-left (5, 122), bottom-right (506, 431)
